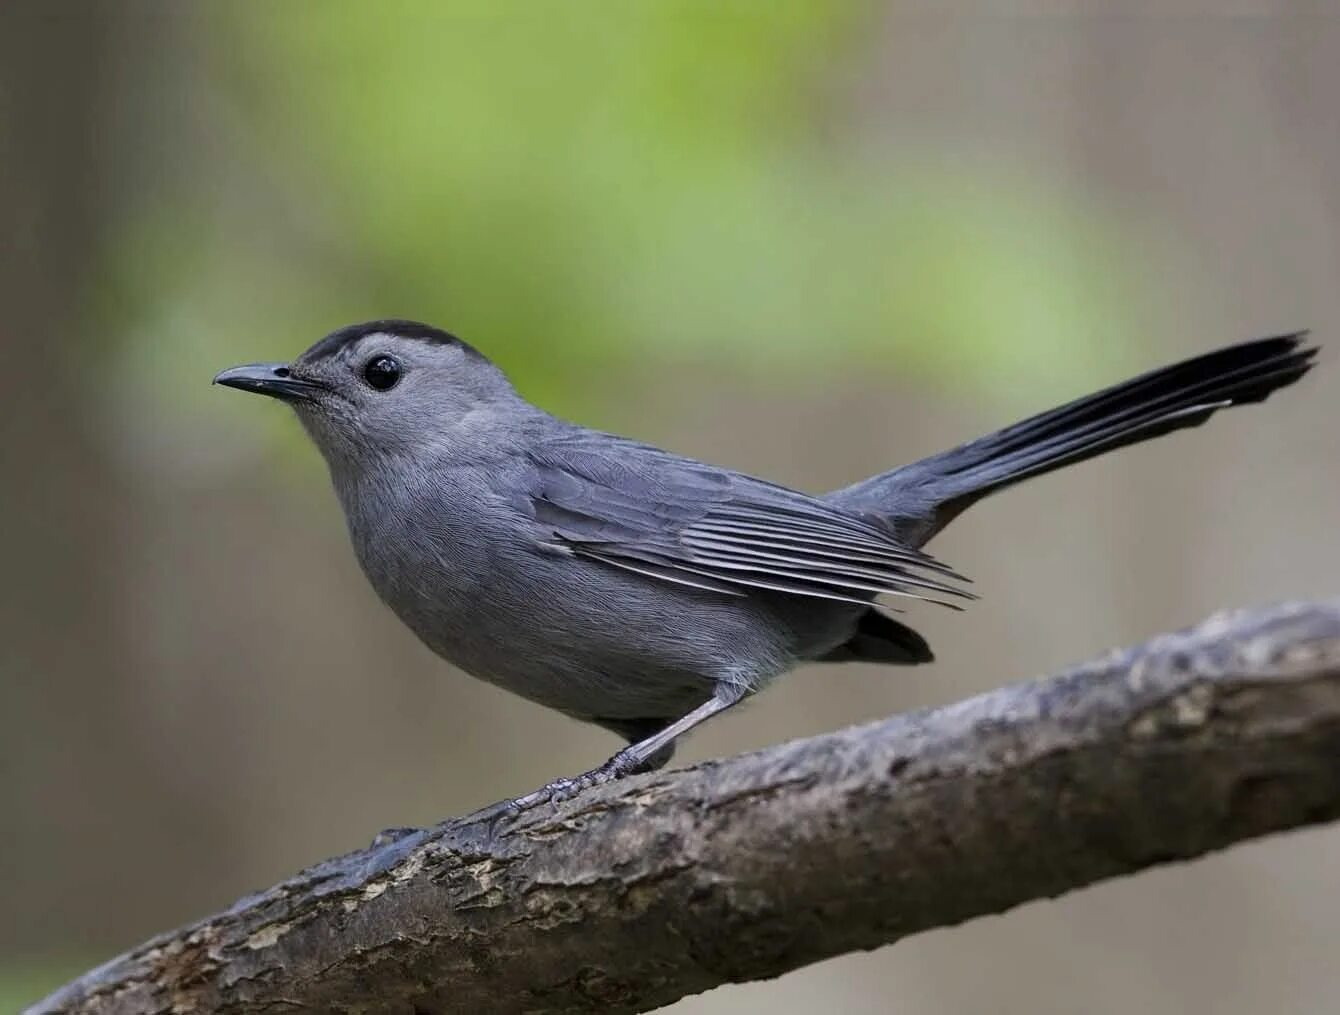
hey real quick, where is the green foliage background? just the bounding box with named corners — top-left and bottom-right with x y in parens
top-left (113, 1), bottom-right (1153, 434)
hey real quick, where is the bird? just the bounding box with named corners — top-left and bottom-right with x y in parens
top-left (215, 322), bottom-right (1315, 811)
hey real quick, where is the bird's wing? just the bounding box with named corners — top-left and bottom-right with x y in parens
top-left (526, 433), bottom-right (973, 609)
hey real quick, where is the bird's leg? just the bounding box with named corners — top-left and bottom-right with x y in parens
top-left (494, 686), bottom-right (747, 818)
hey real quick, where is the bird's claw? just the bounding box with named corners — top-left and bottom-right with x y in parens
top-left (461, 749), bottom-right (649, 834)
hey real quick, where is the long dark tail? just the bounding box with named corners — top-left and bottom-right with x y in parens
top-left (829, 332), bottom-right (1316, 549)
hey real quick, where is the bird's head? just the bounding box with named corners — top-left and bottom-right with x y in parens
top-left (214, 319), bottom-right (529, 472)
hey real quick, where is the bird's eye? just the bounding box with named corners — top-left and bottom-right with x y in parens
top-left (362, 355), bottom-right (401, 391)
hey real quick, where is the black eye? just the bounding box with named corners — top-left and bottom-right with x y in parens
top-left (362, 355), bottom-right (400, 391)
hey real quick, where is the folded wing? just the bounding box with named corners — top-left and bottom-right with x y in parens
top-left (528, 433), bottom-right (974, 610)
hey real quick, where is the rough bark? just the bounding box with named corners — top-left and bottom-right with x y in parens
top-left (30, 600), bottom-right (1340, 1015)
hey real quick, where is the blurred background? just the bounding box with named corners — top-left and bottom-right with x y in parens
top-left (2, 2), bottom-right (1337, 1012)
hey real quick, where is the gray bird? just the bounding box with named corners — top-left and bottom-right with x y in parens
top-left (215, 322), bottom-right (1314, 810)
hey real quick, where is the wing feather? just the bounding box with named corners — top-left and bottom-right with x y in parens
top-left (694, 509), bottom-right (969, 579)
top-left (575, 548), bottom-right (747, 596)
top-left (528, 434), bottom-right (971, 610)
top-left (680, 532), bottom-right (975, 600)
top-left (672, 549), bottom-right (967, 609)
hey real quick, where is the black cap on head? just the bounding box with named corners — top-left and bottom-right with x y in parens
top-left (301, 319), bottom-right (480, 363)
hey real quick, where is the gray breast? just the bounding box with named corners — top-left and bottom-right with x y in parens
top-left (338, 461), bottom-right (858, 723)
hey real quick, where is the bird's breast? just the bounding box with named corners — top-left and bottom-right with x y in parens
top-left (332, 467), bottom-right (852, 720)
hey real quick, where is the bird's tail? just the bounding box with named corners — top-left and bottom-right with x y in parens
top-left (829, 333), bottom-right (1316, 547)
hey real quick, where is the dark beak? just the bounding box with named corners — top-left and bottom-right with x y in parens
top-left (213, 362), bottom-right (325, 403)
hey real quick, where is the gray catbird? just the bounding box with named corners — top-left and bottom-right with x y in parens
top-left (216, 322), bottom-right (1314, 809)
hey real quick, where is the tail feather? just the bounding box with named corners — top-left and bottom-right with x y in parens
top-left (948, 341), bottom-right (1314, 495)
top-left (821, 332), bottom-right (1314, 668)
top-left (829, 332), bottom-right (1316, 549)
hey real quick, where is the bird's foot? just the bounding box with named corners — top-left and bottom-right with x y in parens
top-left (508, 749), bottom-right (644, 810)
top-left (464, 747), bottom-right (649, 831)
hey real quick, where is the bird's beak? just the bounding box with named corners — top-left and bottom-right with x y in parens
top-left (213, 363), bottom-right (325, 403)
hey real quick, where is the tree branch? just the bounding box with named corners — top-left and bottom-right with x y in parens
top-left (31, 601), bottom-right (1340, 1015)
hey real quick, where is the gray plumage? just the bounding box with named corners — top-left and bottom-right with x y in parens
top-left (215, 321), bottom-right (1315, 808)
